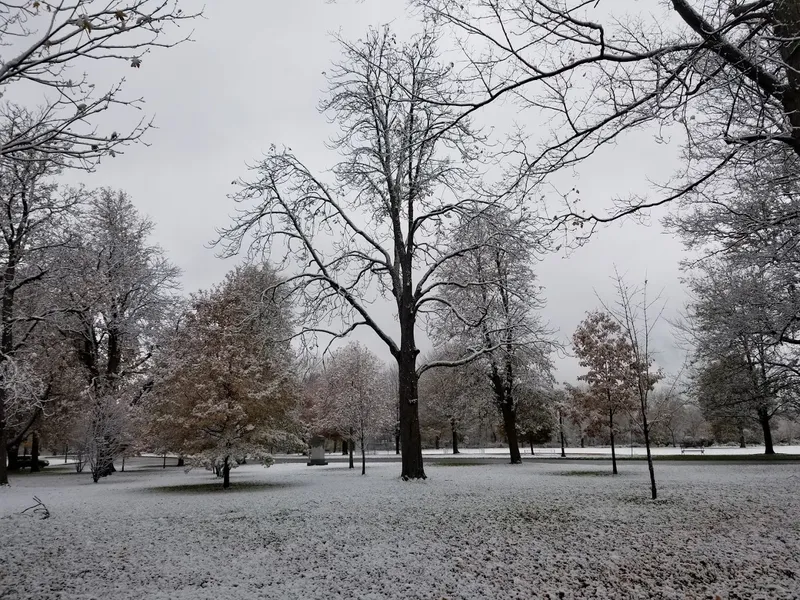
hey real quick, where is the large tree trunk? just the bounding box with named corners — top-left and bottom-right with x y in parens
top-left (609, 409), bottom-right (618, 475)
top-left (0, 390), bottom-right (6, 485)
top-left (500, 401), bottom-right (522, 464)
top-left (222, 456), bottom-right (231, 489)
top-left (6, 441), bottom-right (19, 472)
top-left (397, 351), bottom-right (425, 480)
top-left (348, 427), bottom-right (354, 470)
top-left (774, 0), bottom-right (800, 153)
top-left (758, 408), bottom-right (775, 455)
top-left (30, 431), bottom-right (40, 473)
top-left (451, 422), bottom-right (459, 455)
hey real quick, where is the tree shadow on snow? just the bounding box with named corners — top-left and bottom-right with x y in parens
top-left (554, 470), bottom-right (630, 477)
top-left (140, 480), bottom-right (304, 495)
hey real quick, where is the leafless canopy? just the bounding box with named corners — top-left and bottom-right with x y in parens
top-left (414, 0), bottom-right (800, 233)
top-left (0, 1), bottom-right (199, 167)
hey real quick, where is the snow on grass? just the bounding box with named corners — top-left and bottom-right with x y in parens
top-left (1, 458), bottom-right (799, 599)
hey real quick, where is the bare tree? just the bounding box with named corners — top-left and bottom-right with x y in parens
top-left (0, 143), bottom-right (78, 485)
top-left (430, 208), bottom-right (555, 464)
top-left (419, 346), bottom-right (487, 454)
top-left (0, 1), bottom-right (199, 166)
top-left (601, 272), bottom-right (665, 499)
top-left (683, 260), bottom-right (795, 454)
top-left (52, 188), bottom-right (181, 480)
top-left (323, 342), bottom-right (387, 475)
top-left (217, 27), bottom-right (526, 480)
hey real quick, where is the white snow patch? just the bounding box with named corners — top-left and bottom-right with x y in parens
top-left (1, 458), bottom-right (798, 599)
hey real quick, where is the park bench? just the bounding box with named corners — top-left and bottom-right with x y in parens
top-left (680, 441), bottom-right (705, 455)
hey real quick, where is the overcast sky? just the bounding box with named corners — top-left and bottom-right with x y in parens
top-left (61, 0), bottom-right (690, 383)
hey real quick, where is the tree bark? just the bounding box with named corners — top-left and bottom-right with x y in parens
top-left (121, 456), bottom-right (125, 472)
top-left (30, 431), bottom-right (40, 473)
top-left (609, 409), bottom-right (618, 475)
top-left (397, 351), bottom-right (425, 479)
top-left (0, 390), bottom-right (6, 485)
top-left (162, 453), bottom-right (166, 469)
top-left (559, 411), bottom-right (566, 458)
top-left (774, 0), bottom-right (800, 153)
top-left (529, 434), bottom-right (534, 455)
top-left (758, 408), bottom-right (775, 455)
top-left (349, 427), bottom-right (354, 469)
top-left (64, 444), bottom-right (69, 464)
top-left (222, 456), bottom-right (231, 489)
top-left (395, 429), bottom-right (400, 455)
top-left (361, 436), bottom-right (366, 475)
top-left (500, 401), bottom-right (522, 464)
top-left (452, 422), bottom-right (459, 455)
top-left (639, 395), bottom-right (657, 500)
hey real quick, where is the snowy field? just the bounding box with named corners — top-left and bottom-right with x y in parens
top-left (2, 458), bottom-right (799, 599)
top-left (421, 445), bottom-right (800, 458)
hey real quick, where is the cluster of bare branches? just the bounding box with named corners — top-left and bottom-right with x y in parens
top-left (412, 0), bottom-right (800, 235)
top-left (0, 1), bottom-right (200, 167)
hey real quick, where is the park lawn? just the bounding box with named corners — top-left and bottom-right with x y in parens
top-left (1, 458), bottom-right (798, 599)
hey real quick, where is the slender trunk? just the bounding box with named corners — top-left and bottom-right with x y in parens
top-left (529, 434), bottom-right (534, 455)
top-left (500, 401), bottom-right (522, 464)
top-left (333, 439), bottom-right (338, 454)
top-left (342, 439), bottom-right (348, 456)
top-left (434, 435), bottom-right (439, 450)
top-left (609, 409), bottom-right (618, 475)
top-left (177, 456), bottom-right (185, 467)
top-left (222, 456), bottom-right (231, 489)
top-left (64, 444), bottom-right (69, 464)
top-left (452, 422), bottom-right (459, 455)
top-left (348, 427), bottom-right (354, 469)
top-left (580, 435), bottom-right (585, 449)
top-left (397, 351), bottom-right (425, 479)
top-left (162, 453), bottom-right (166, 469)
top-left (639, 394), bottom-right (657, 500)
top-left (361, 436), bottom-right (366, 475)
top-left (758, 408), bottom-right (775, 455)
top-left (395, 429), bottom-right (400, 455)
top-left (30, 431), bottom-right (40, 473)
top-left (121, 456), bottom-right (125, 472)
top-left (559, 411), bottom-right (566, 458)
top-left (739, 424), bottom-right (747, 448)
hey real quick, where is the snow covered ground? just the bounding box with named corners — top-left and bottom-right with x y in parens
top-left (416, 444), bottom-right (800, 458)
top-left (1, 458), bottom-right (799, 599)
